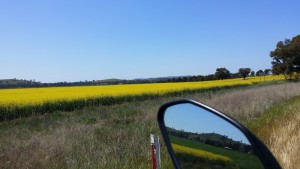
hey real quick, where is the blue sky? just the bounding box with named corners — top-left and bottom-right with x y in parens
top-left (164, 103), bottom-right (250, 144)
top-left (1, 0), bottom-right (299, 83)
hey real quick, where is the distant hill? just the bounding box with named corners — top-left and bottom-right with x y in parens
top-left (0, 79), bottom-right (40, 85)
top-left (96, 78), bottom-right (126, 85)
top-left (0, 73), bottom-right (242, 89)
top-left (167, 127), bottom-right (252, 152)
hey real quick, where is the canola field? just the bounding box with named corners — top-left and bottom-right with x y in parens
top-left (0, 76), bottom-right (284, 120)
top-left (172, 143), bottom-right (232, 163)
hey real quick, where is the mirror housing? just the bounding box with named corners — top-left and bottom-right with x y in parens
top-left (157, 99), bottom-right (281, 169)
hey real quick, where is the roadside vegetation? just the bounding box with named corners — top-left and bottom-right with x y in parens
top-left (0, 81), bottom-right (299, 168)
top-left (0, 101), bottom-right (173, 168)
top-left (247, 96), bottom-right (300, 169)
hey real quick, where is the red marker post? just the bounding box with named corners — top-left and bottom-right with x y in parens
top-left (150, 134), bottom-right (161, 169)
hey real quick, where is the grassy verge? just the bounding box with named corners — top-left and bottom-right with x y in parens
top-left (247, 96), bottom-right (300, 138)
top-left (200, 81), bottom-right (300, 124)
top-left (247, 96), bottom-right (300, 169)
top-left (0, 100), bottom-right (175, 169)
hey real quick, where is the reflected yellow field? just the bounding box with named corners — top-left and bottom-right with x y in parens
top-left (172, 143), bottom-right (232, 163)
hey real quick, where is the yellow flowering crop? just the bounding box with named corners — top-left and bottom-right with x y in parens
top-left (0, 75), bottom-right (284, 106)
top-left (0, 75), bottom-right (285, 120)
top-left (172, 143), bottom-right (232, 163)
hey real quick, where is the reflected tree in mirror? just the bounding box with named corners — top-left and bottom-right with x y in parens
top-left (164, 103), bottom-right (264, 169)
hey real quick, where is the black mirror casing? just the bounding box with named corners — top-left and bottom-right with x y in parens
top-left (157, 99), bottom-right (281, 169)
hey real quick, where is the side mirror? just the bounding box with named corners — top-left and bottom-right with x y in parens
top-left (157, 99), bottom-right (281, 169)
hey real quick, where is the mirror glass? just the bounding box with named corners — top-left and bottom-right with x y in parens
top-left (164, 103), bottom-right (264, 169)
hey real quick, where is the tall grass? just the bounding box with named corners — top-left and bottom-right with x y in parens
top-left (247, 96), bottom-right (300, 169)
top-left (197, 82), bottom-right (300, 124)
top-left (0, 102), bottom-right (174, 168)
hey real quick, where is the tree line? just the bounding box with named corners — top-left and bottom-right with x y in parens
top-left (214, 68), bottom-right (272, 80)
top-left (0, 67), bottom-right (271, 89)
top-left (0, 68), bottom-right (276, 89)
top-left (213, 34), bottom-right (300, 81)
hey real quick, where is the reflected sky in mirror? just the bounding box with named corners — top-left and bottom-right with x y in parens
top-left (164, 103), bottom-right (250, 144)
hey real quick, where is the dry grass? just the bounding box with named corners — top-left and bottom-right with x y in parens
top-left (0, 103), bottom-right (173, 169)
top-left (268, 112), bottom-right (300, 169)
top-left (197, 82), bottom-right (300, 123)
top-left (0, 82), bottom-right (300, 168)
top-left (248, 97), bottom-right (300, 169)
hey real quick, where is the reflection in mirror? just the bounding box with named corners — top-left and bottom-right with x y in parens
top-left (164, 103), bottom-right (264, 169)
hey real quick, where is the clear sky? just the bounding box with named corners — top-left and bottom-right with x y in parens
top-left (1, 0), bottom-right (299, 83)
top-left (164, 103), bottom-right (250, 144)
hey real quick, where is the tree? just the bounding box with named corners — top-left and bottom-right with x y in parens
top-left (264, 69), bottom-right (271, 75)
top-left (256, 70), bottom-right (264, 76)
top-left (215, 68), bottom-right (230, 80)
top-left (270, 35), bottom-right (300, 79)
top-left (250, 71), bottom-right (255, 76)
top-left (271, 63), bottom-right (285, 75)
top-left (238, 68), bottom-right (251, 79)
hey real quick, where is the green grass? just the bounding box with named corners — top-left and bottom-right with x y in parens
top-left (246, 95), bottom-right (300, 169)
top-left (0, 101), bottom-right (175, 169)
top-left (170, 136), bottom-right (264, 169)
top-left (247, 96), bottom-right (300, 139)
